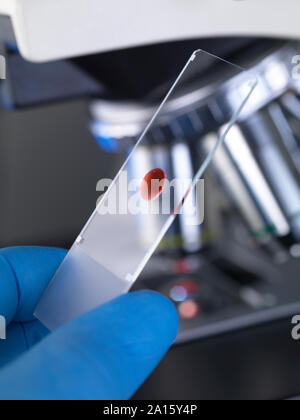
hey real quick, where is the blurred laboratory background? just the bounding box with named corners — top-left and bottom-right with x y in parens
top-left (1, 5), bottom-right (300, 400)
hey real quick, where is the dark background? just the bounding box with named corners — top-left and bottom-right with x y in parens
top-left (0, 100), bottom-right (123, 249)
top-left (136, 318), bottom-right (300, 400)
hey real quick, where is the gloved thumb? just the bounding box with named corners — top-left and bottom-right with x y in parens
top-left (0, 291), bottom-right (178, 400)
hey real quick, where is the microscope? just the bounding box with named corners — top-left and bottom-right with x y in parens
top-left (1, 0), bottom-right (300, 399)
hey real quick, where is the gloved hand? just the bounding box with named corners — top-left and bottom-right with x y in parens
top-left (0, 246), bottom-right (178, 400)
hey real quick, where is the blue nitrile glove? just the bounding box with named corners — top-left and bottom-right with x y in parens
top-left (0, 247), bottom-right (178, 400)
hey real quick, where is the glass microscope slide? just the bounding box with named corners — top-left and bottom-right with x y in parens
top-left (35, 50), bottom-right (257, 330)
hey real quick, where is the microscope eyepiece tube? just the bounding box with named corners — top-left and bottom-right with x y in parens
top-left (202, 127), bottom-right (291, 245)
top-left (240, 109), bottom-right (300, 242)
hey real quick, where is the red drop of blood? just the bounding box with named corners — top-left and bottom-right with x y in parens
top-left (140, 168), bottom-right (166, 201)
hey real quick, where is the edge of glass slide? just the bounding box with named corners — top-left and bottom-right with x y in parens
top-left (34, 50), bottom-right (258, 330)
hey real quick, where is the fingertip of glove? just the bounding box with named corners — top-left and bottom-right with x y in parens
top-left (88, 290), bottom-right (179, 351)
top-left (65, 289), bottom-right (179, 355)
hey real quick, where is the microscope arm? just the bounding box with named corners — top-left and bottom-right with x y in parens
top-left (0, 0), bottom-right (300, 62)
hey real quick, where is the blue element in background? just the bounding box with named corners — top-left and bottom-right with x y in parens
top-left (5, 43), bottom-right (19, 53)
top-left (94, 135), bottom-right (119, 154)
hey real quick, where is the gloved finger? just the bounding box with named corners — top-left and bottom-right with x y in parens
top-left (0, 247), bottom-right (67, 324)
top-left (0, 320), bottom-right (49, 368)
top-left (0, 291), bottom-right (179, 400)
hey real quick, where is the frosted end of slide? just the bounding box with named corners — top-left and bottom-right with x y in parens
top-left (35, 245), bottom-right (130, 331)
